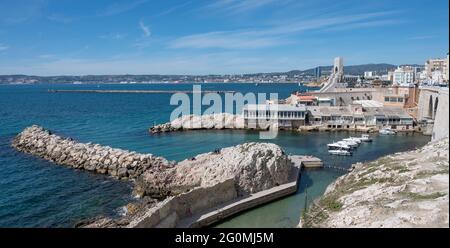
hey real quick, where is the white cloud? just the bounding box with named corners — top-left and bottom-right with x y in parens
top-left (98, 0), bottom-right (148, 17)
top-left (169, 11), bottom-right (400, 49)
top-left (406, 35), bottom-right (436, 40)
top-left (0, 43), bottom-right (9, 51)
top-left (204, 0), bottom-right (281, 15)
top-left (139, 21), bottom-right (151, 37)
top-left (99, 33), bottom-right (126, 40)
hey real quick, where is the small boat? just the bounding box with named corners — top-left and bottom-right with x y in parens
top-left (360, 134), bottom-right (372, 142)
top-left (379, 128), bottom-right (396, 135)
top-left (340, 140), bottom-right (358, 148)
top-left (329, 149), bottom-right (352, 156)
top-left (327, 142), bottom-right (351, 150)
top-left (343, 137), bottom-right (362, 144)
top-left (350, 137), bottom-right (364, 143)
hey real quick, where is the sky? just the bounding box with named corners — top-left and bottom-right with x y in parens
top-left (0, 0), bottom-right (448, 76)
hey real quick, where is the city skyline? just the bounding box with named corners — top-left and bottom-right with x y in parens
top-left (0, 0), bottom-right (449, 76)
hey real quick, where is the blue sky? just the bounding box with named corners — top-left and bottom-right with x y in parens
top-left (0, 0), bottom-right (448, 75)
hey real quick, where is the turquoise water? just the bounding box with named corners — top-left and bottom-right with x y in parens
top-left (0, 83), bottom-right (430, 227)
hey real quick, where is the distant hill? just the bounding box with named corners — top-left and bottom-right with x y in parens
top-left (297, 63), bottom-right (398, 76)
top-left (0, 63), bottom-right (414, 84)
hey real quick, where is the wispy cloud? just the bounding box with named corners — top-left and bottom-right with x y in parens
top-left (324, 19), bottom-right (404, 32)
top-left (203, 0), bottom-right (281, 15)
top-left (0, 43), bottom-right (9, 51)
top-left (169, 11), bottom-right (400, 49)
top-left (98, 0), bottom-right (147, 17)
top-left (0, 0), bottom-right (47, 24)
top-left (99, 33), bottom-right (126, 40)
top-left (139, 21), bottom-right (151, 37)
top-left (406, 35), bottom-right (436, 40)
top-left (47, 13), bottom-right (74, 23)
top-left (155, 1), bottom-right (193, 17)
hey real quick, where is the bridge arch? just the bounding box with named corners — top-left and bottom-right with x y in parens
top-left (428, 95), bottom-right (433, 118)
top-left (434, 97), bottom-right (439, 119)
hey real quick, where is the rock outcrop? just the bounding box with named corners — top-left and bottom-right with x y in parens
top-left (135, 142), bottom-right (292, 198)
top-left (150, 113), bottom-right (245, 133)
top-left (301, 137), bottom-right (449, 228)
top-left (12, 125), bottom-right (173, 180)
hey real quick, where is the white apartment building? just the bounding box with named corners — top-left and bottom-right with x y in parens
top-left (364, 71), bottom-right (376, 78)
top-left (393, 66), bottom-right (415, 85)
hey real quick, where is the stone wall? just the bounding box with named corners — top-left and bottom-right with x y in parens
top-left (128, 179), bottom-right (237, 228)
top-left (12, 125), bottom-right (172, 180)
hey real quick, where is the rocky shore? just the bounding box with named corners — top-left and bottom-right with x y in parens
top-left (12, 125), bottom-right (173, 180)
top-left (300, 137), bottom-right (449, 228)
top-left (150, 113), bottom-right (244, 133)
top-left (12, 125), bottom-right (293, 228)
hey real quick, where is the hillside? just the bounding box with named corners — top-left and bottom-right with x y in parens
top-left (300, 137), bottom-right (449, 228)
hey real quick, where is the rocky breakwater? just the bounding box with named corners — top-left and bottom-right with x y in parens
top-left (84, 143), bottom-right (293, 228)
top-left (135, 142), bottom-right (292, 198)
top-left (150, 113), bottom-right (245, 133)
top-left (300, 137), bottom-right (449, 228)
top-left (12, 125), bottom-right (172, 180)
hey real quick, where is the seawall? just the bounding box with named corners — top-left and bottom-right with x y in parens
top-left (12, 125), bottom-right (172, 180)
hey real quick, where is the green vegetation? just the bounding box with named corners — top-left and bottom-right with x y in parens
top-left (401, 192), bottom-right (447, 201)
top-left (319, 195), bottom-right (343, 211)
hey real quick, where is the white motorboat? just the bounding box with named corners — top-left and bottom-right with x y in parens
top-left (329, 149), bottom-right (352, 156)
top-left (327, 142), bottom-right (351, 150)
top-left (349, 137), bottom-right (363, 143)
top-left (360, 134), bottom-right (372, 142)
top-left (379, 128), bottom-right (396, 135)
top-left (340, 140), bottom-right (358, 148)
top-left (343, 137), bottom-right (362, 144)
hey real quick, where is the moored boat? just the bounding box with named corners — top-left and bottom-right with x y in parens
top-left (328, 142), bottom-right (351, 150)
top-left (379, 128), bottom-right (396, 135)
top-left (360, 134), bottom-right (373, 142)
top-left (328, 149), bottom-right (352, 156)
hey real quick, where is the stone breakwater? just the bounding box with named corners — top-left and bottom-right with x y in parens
top-left (135, 142), bottom-right (292, 198)
top-left (300, 137), bottom-right (449, 228)
top-left (12, 125), bottom-right (294, 228)
top-left (12, 125), bottom-right (172, 180)
top-left (150, 113), bottom-right (244, 133)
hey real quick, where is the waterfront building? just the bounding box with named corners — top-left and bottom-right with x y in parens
top-left (243, 103), bottom-right (307, 130)
top-left (306, 105), bottom-right (414, 131)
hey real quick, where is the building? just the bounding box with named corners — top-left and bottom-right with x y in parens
top-left (425, 58), bottom-right (448, 81)
top-left (364, 71), bottom-right (376, 78)
top-left (242, 103), bottom-right (307, 130)
top-left (306, 105), bottom-right (414, 131)
top-left (314, 67), bottom-right (322, 79)
top-left (393, 66), bottom-right (415, 85)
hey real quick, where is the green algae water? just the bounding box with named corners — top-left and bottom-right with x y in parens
top-left (0, 83), bottom-right (430, 227)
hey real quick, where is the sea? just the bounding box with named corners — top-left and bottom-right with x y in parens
top-left (0, 83), bottom-right (430, 227)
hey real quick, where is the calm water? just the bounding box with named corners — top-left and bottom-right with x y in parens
top-left (0, 83), bottom-right (430, 227)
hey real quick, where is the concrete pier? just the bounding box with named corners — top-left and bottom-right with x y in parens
top-left (176, 163), bottom-right (301, 228)
top-left (289, 155), bottom-right (323, 168)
